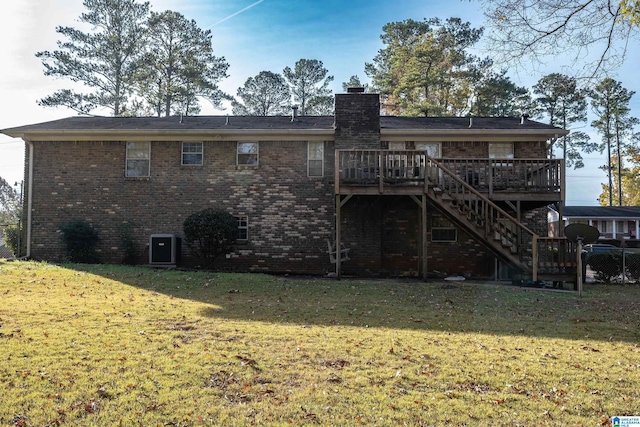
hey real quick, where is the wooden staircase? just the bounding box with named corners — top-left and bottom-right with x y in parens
top-left (424, 157), bottom-right (537, 275)
top-left (334, 149), bottom-right (576, 283)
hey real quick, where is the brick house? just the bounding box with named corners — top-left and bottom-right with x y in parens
top-left (2, 91), bottom-right (571, 280)
top-left (550, 205), bottom-right (640, 244)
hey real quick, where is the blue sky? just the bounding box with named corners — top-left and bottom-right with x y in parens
top-left (1, 0), bottom-right (639, 205)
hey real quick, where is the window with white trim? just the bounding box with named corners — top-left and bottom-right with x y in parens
top-left (415, 142), bottom-right (440, 157)
top-left (617, 220), bottom-right (628, 233)
top-left (182, 142), bottom-right (203, 165)
top-left (308, 141), bottom-right (324, 177)
top-left (431, 215), bottom-right (457, 242)
top-left (488, 143), bottom-right (514, 159)
top-left (126, 141), bottom-right (150, 177)
top-left (389, 142), bottom-right (406, 150)
top-left (237, 142), bottom-right (258, 166)
top-left (236, 216), bottom-right (248, 241)
top-left (598, 220), bottom-right (610, 233)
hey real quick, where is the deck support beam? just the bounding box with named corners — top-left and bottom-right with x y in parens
top-left (335, 194), bottom-right (353, 279)
top-left (410, 194), bottom-right (428, 281)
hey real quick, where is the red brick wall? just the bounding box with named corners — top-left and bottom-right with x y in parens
top-left (334, 93), bottom-right (381, 149)
top-left (24, 134), bottom-right (550, 279)
top-left (442, 141), bottom-right (547, 158)
top-left (515, 141), bottom-right (547, 158)
top-left (339, 196), bottom-right (497, 278)
top-left (442, 141), bottom-right (486, 157)
top-left (27, 139), bottom-right (337, 274)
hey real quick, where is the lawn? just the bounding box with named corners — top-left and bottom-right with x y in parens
top-left (1, 260), bottom-right (639, 426)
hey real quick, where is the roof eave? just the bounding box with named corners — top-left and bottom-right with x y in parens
top-left (3, 126), bottom-right (569, 143)
top-left (381, 128), bottom-right (568, 142)
top-left (3, 128), bottom-right (336, 142)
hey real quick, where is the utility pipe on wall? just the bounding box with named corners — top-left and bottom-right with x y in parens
top-left (22, 136), bottom-right (34, 259)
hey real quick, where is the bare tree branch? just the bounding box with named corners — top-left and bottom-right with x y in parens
top-left (476, 0), bottom-right (639, 79)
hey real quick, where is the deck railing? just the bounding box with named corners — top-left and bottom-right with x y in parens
top-left (425, 156), bottom-right (538, 272)
top-left (336, 150), bottom-right (563, 195)
top-left (534, 237), bottom-right (578, 273)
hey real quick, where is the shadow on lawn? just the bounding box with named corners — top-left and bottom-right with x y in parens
top-left (67, 263), bottom-right (640, 343)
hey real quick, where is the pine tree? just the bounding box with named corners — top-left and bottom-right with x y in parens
top-left (140, 10), bottom-right (228, 116)
top-left (232, 71), bottom-right (291, 116)
top-left (283, 59), bottom-right (334, 116)
top-left (365, 18), bottom-right (484, 116)
top-left (36, 0), bottom-right (150, 116)
top-left (588, 78), bottom-right (638, 205)
top-left (532, 73), bottom-right (593, 169)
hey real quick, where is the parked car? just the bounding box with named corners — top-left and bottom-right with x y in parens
top-left (583, 243), bottom-right (619, 253)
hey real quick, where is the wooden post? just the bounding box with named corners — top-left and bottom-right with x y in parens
top-left (489, 160), bottom-right (494, 198)
top-left (336, 194), bottom-right (342, 279)
top-left (335, 150), bottom-right (341, 195)
top-left (422, 193), bottom-right (428, 281)
top-left (410, 195), bottom-right (428, 281)
top-left (576, 238), bottom-right (583, 296)
top-left (532, 235), bottom-right (538, 282)
top-left (378, 152), bottom-right (384, 194)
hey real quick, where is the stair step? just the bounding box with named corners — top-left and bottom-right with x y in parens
top-left (425, 168), bottom-right (532, 275)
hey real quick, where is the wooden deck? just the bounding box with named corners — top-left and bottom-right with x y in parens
top-left (333, 150), bottom-right (575, 284)
top-left (335, 150), bottom-right (563, 202)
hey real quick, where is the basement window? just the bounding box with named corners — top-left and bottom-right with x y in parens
top-left (182, 142), bottom-right (203, 165)
top-left (431, 215), bottom-right (457, 242)
top-left (236, 216), bottom-right (249, 241)
top-left (126, 141), bottom-right (150, 177)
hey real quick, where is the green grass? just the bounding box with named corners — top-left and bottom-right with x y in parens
top-left (1, 260), bottom-right (639, 426)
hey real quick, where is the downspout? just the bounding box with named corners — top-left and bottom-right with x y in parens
top-left (22, 136), bottom-right (34, 258)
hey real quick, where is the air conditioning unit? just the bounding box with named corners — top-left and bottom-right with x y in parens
top-left (149, 234), bottom-right (180, 266)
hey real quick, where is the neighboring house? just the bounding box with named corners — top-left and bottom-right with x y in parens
top-left (1, 90), bottom-right (570, 280)
top-left (551, 206), bottom-right (640, 243)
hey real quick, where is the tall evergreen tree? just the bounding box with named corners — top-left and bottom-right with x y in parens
top-left (283, 59), bottom-right (334, 116)
top-left (139, 10), bottom-right (229, 116)
top-left (0, 177), bottom-right (21, 226)
top-left (587, 78), bottom-right (638, 206)
top-left (341, 75), bottom-right (369, 93)
top-left (231, 71), bottom-right (291, 116)
top-left (365, 18), bottom-right (484, 116)
top-left (36, 0), bottom-right (150, 116)
top-left (472, 69), bottom-right (531, 117)
top-left (612, 137), bottom-right (640, 205)
top-left (532, 73), bottom-right (592, 169)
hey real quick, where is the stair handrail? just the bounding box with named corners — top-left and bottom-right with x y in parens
top-left (425, 156), bottom-right (537, 236)
top-left (425, 156), bottom-right (539, 273)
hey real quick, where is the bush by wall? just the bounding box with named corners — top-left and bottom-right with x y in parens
top-left (183, 209), bottom-right (237, 269)
top-left (118, 222), bottom-right (139, 265)
top-left (2, 224), bottom-right (25, 257)
top-left (624, 253), bottom-right (640, 283)
top-left (58, 220), bottom-right (100, 263)
top-left (587, 252), bottom-right (623, 283)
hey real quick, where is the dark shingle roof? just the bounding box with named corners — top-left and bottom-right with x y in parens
top-left (2, 116), bottom-right (335, 132)
top-left (381, 116), bottom-right (558, 130)
top-left (563, 206), bottom-right (640, 218)
top-left (2, 115), bottom-right (562, 134)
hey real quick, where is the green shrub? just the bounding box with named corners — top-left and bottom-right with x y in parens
top-left (118, 222), bottom-right (138, 265)
top-left (58, 220), bottom-right (100, 263)
top-left (2, 224), bottom-right (25, 257)
top-left (625, 253), bottom-right (640, 283)
top-left (183, 208), bottom-right (237, 268)
top-left (587, 252), bottom-right (622, 283)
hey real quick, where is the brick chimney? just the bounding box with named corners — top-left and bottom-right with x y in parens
top-left (334, 89), bottom-right (381, 150)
